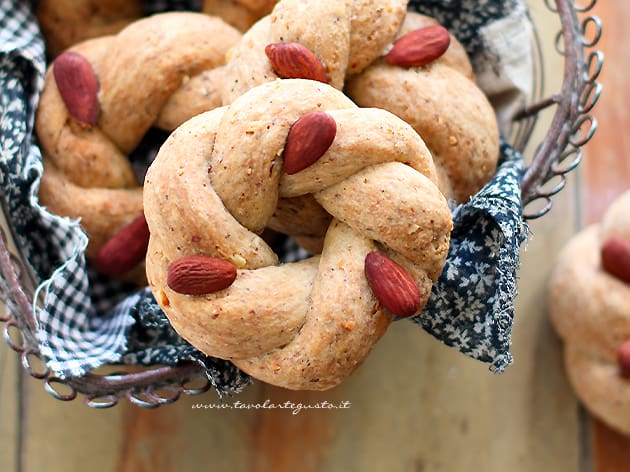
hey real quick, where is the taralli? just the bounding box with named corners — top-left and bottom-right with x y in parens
top-left (346, 12), bottom-right (499, 202)
top-left (221, 0), bottom-right (408, 102)
top-left (143, 79), bottom-right (453, 390)
top-left (36, 13), bottom-right (241, 280)
top-left (222, 0), bottom-right (499, 202)
top-left (36, 0), bottom-right (277, 58)
top-left (548, 190), bottom-right (630, 435)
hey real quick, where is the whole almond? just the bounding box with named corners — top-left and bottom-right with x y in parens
top-left (167, 255), bottom-right (237, 296)
top-left (95, 214), bottom-right (149, 277)
top-left (384, 25), bottom-right (451, 68)
top-left (53, 51), bottom-right (100, 125)
top-left (618, 340), bottom-right (630, 378)
top-left (282, 111), bottom-right (336, 175)
top-left (601, 237), bottom-right (630, 284)
top-left (364, 251), bottom-right (421, 318)
top-left (265, 42), bottom-right (329, 83)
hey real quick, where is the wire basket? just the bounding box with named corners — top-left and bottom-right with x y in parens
top-left (0, 0), bottom-right (603, 408)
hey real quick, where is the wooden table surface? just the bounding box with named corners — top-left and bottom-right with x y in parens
top-left (1, 1), bottom-right (629, 471)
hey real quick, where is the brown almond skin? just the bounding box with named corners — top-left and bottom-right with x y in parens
top-left (283, 111), bottom-right (336, 175)
top-left (601, 237), bottom-right (630, 284)
top-left (53, 51), bottom-right (101, 125)
top-left (265, 42), bottom-right (329, 83)
top-left (618, 340), bottom-right (630, 378)
top-left (364, 251), bottom-right (421, 318)
top-left (384, 25), bottom-right (451, 68)
top-left (167, 255), bottom-right (237, 296)
top-left (95, 214), bottom-right (149, 277)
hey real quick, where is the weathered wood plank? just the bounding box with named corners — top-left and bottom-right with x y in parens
top-left (1, 207), bottom-right (24, 472)
top-left (580, 0), bottom-right (630, 468)
top-left (19, 376), bottom-right (124, 472)
top-left (0, 319), bottom-right (20, 472)
top-left (110, 381), bottom-right (268, 471)
top-left (581, 0), bottom-right (630, 226)
top-left (592, 418), bottom-right (630, 472)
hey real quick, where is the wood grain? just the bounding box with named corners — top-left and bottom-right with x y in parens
top-left (592, 418), bottom-right (630, 472)
top-left (0, 321), bottom-right (20, 472)
top-left (580, 1), bottom-right (630, 469)
top-left (20, 376), bottom-right (124, 472)
top-left (117, 404), bottom-right (179, 472)
top-left (249, 387), bottom-right (337, 472)
top-left (0, 217), bottom-right (24, 472)
top-left (581, 1), bottom-right (630, 226)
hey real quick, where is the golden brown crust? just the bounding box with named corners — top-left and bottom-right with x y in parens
top-left (36, 0), bottom-right (143, 58)
top-left (345, 13), bottom-right (499, 203)
top-left (222, 3), bottom-right (498, 203)
top-left (548, 190), bottom-right (630, 435)
top-left (38, 161), bottom-right (143, 259)
top-left (346, 62), bottom-right (499, 203)
top-left (144, 79), bottom-right (453, 390)
top-left (221, 0), bottom-right (408, 103)
top-left (36, 13), bottom-right (241, 276)
top-left (36, 0), bottom-right (275, 57)
top-left (395, 12), bottom-right (474, 80)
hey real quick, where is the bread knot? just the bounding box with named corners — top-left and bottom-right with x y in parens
top-left (36, 0), bottom-right (277, 58)
top-left (346, 13), bottom-right (499, 202)
top-left (143, 79), bottom-right (453, 390)
top-left (222, 1), bottom-right (499, 203)
top-left (221, 0), bottom-right (409, 102)
top-left (36, 12), bottom-right (241, 280)
top-left (549, 190), bottom-right (630, 435)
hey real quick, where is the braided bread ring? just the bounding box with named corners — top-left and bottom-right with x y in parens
top-left (36, 0), bottom-right (275, 58)
top-left (346, 12), bottom-right (500, 202)
top-left (221, 0), bottom-right (408, 103)
top-left (36, 13), bottom-right (241, 275)
top-left (549, 190), bottom-right (630, 435)
top-left (144, 79), bottom-right (452, 390)
top-left (221, 0), bottom-right (499, 203)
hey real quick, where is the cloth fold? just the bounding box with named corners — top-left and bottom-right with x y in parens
top-left (0, 0), bottom-right (533, 394)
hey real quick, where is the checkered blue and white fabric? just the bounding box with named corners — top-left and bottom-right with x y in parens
top-left (0, 0), bottom-right (532, 394)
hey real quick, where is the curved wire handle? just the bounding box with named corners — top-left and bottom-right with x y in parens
top-left (520, 0), bottom-right (602, 219)
top-left (0, 0), bottom-right (604, 408)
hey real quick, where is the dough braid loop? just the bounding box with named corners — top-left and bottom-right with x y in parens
top-left (144, 79), bottom-right (453, 390)
top-left (223, 0), bottom-right (499, 203)
top-left (36, 13), bottom-right (242, 279)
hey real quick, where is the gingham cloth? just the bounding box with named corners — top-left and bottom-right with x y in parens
top-left (0, 0), bottom-right (532, 394)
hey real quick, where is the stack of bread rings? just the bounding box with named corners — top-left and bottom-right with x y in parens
top-left (36, 12), bottom-right (242, 283)
top-left (36, 0), bottom-right (501, 390)
top-left (36, 0), bottom-right (279, 58)
top-left (549, 190), bottom-right (630, 435)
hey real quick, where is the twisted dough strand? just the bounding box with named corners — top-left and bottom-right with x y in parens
top-left (346, 13), bottom-right (500, 202)
top-left (144, 79), bottom-right (452, 390)
top-left (222, 0), bottom-right (499, 203)
top-left (37, 13), bottom-right (241, 270)
top-left (36, 0), bottom-right (278, 58)
top-left (221, 0), bottom-right (408, 103)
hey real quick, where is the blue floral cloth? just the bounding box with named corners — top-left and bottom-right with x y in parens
top-left (0, 0), bottom-right (532, 394)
